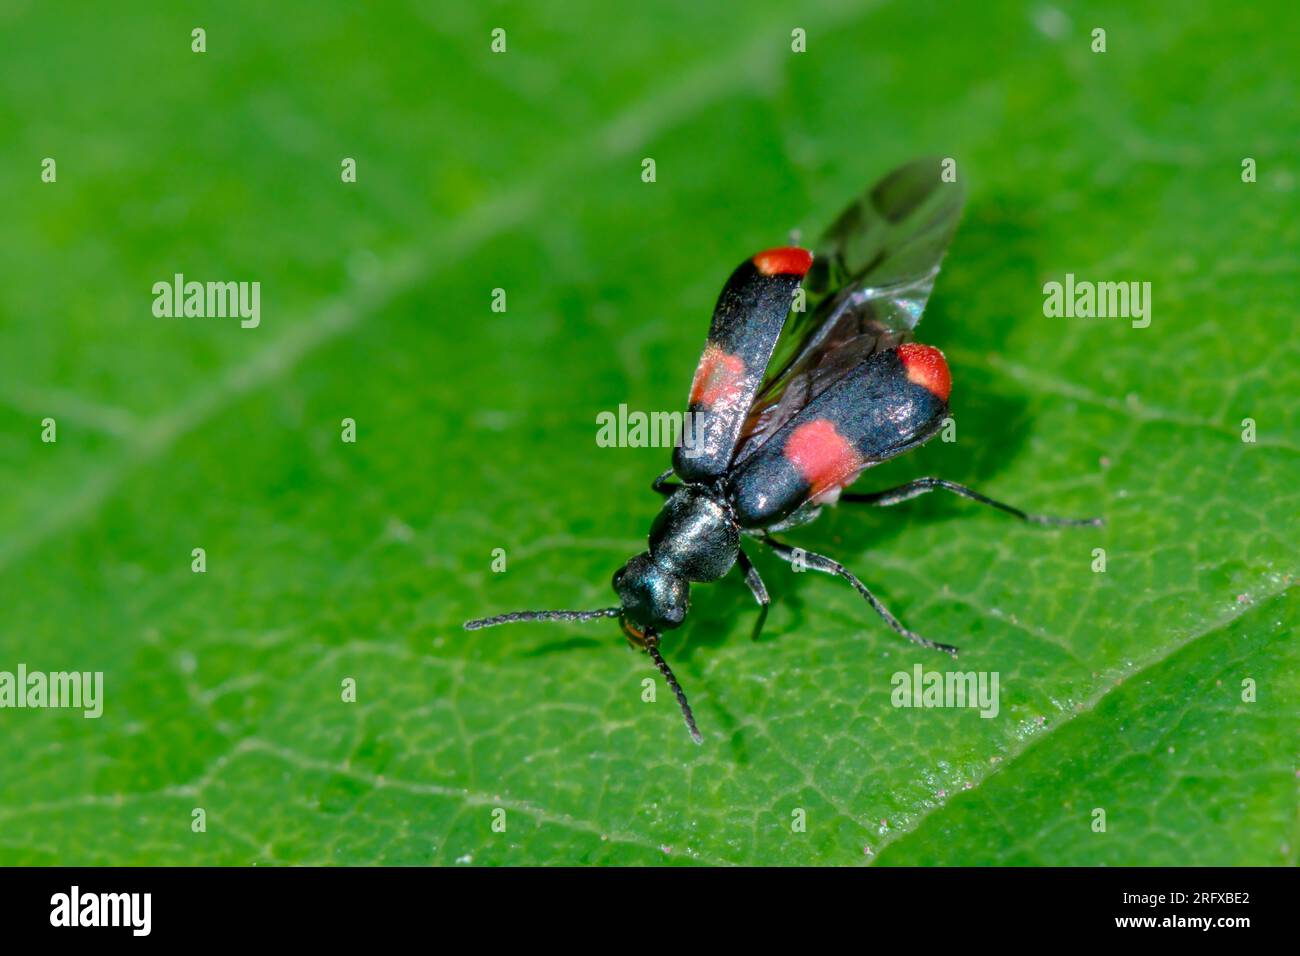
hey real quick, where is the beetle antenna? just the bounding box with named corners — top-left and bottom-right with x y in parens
top-left (463, 607), bottom-right (622, 630)
top-left (645, 638), bottom-right (703, 745)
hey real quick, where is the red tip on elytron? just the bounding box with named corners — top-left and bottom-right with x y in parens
top-left (752, 246), bottom-right (813, 277)
top-left (897, 343), bottom-right (951, 402)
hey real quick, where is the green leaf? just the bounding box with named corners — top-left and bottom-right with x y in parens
top-left (0, 1), bottom-right (1294, 865)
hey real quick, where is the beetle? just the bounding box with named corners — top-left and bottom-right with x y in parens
top-left (465, 158), bottom-right (1102, 743)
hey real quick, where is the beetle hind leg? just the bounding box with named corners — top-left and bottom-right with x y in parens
top-left (842, 478), bottom-right (1103, 527)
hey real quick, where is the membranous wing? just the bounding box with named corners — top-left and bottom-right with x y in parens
top-left (732, 158), bottom-right (965, 467)
top-left (672, 248), bottom-right (812, 483)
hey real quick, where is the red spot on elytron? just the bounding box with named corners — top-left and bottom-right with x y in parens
top-left (752, 246), bottom-right (813, 277)
top-left (897, 343), bottom-right (951, 402)
top-left (784, 419), bottom-right (862, 497)
top-left (689, 344), bottom-right (746, 408)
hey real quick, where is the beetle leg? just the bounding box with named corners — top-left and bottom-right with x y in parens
top-left (735, 546), bottom-right (770, 641)
top-left (651, 468), bottom-right (680, 497)
top-left (842, 478), bottom-right (1103, 527)
top-left (759, 535), bottom-right (957, 657)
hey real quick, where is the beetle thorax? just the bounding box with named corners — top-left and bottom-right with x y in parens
top-left (648, 485), bottom-right (740, 582)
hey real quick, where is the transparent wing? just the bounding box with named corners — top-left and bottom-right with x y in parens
top-left (731, 158), bottom-right (965, 465)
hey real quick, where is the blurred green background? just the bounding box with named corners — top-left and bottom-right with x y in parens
top-left (0, 0), bottom-right (1295, 865)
